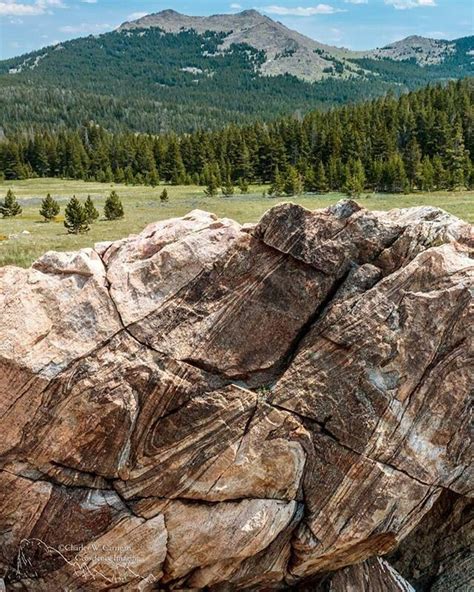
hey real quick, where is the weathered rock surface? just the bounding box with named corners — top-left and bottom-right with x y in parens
top-left (390, 489), bottom-right (474, 591)
top-left (296, 557), bottom-right (416, 591)
top-left (0, 202), bottom-right (472, 590)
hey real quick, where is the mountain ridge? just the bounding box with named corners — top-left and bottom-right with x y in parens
top-left (0, 9), bottom-right (472, 134)
top-left (115, 9), bottom-right (472, 81)
top-left (118, 9), bottom-right (358, 82)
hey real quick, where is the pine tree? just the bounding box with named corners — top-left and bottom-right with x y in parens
top-left (0, 80), bottom-right (472, 199)
top-left (204, 175), bottom-right (219, 197)
top-left (269, 166), bottom-right (285, 197)
top-left (238, 178), bottom-right (249, 194)
top-left (327, 157), bottom-right (342, 191)
top-left (404, 137), bottom-right (422, 191)
top-left (446, 122), bottom-right (468, 190)
top-left (284, 165), bottom-right (303, 196)
top-left (343, 173), bottom-right (363, 198)
top-left (39, 193), bottom-right (60, 222)
top-left (343, 159), bottom-right (365, 197)
top-left (104, 190), bottom-right (124, 220)
top-left (420, 156), bottom-right (434, 192)
top-left (84, 195), bottom-right (99, 223)
top-left (64, 196), bottom-right (89, 234)
top-left (221, 173), bottom-right (234, 197)
top-left (160, 188), bottom-right (169, 203)
top-left (303, 167), bottom-right (317, 192)
top-left (1, 145), bottom-right (26, 180)
top-left (147, 170), bottom-right (160, 187)
top-left (0, 189), bottom-right (22, 218)
top-left (433, 155), bottom-right (448, 190)
top-left (380, 153), bottom-right (408, 193)
top-left (314, 161), bottom-right (328, 193)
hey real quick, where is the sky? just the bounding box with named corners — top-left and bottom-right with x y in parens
top-left (0, 0), bottom-right (472, 59)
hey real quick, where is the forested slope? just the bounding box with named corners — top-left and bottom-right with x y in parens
top-left (1, 80), bottom-right (472, 194)
top-left (0, 23), bottom-right (472, 134)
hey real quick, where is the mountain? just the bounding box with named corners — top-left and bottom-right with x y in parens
top-left (118, 9), bottom-right (360, 82)
top-left (0, 10), bottom-right (472, 134)
top-left (367, 35), bottom-right (457, 65)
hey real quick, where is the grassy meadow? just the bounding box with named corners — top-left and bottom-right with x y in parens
top-left (0, 178), bottom-right (472, 268)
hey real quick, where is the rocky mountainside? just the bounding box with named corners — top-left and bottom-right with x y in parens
top-left (118, 9), bottom-right (358, 82)
top-left (366, 35), bottom-right (457, 65)
top-left (0, 200), bottom-right (473, 590)
top-left (0, 10), bottom-right (472, 134)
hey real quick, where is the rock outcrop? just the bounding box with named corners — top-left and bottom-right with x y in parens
top-left (0, 202), bottom-right (472, 591)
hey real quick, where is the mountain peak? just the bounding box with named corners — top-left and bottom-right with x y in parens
top-left (117, 8), bottom-right (356, 82)
top-left (367, 34), bottom-right (454, 65)
top-left (157, 9), bottom-right (181, 17)
top-left (118, 9), bottom-right (269, 33)
top-left (239, 9), bottom-right (261, 16)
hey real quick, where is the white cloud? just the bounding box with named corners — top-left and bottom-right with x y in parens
top-left (385, 0), bottom-right (436, 9)
top-left (127, 11), bottom-right (148, 20)
top-left (59, 22), bottom-right (113, 33)
top-left (0, 0), bottom-right (65, 16)
top-left (230, 3), bottom-right (242, 8)
top-left (81, 0), bottom-right (97, 3)
top-left (345, 0), bottom-right (368, 4)
top-left (261, 4), bottom-right (345, 16)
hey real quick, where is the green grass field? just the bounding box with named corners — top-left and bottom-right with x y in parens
top-left (0, 178), bottom-right (472, 268)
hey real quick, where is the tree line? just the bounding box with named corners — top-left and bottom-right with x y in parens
top-left (0, 79), bottom-right (472, 194)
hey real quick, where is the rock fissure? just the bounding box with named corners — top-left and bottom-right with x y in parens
top-left (1, 202), bottom-right (472, 591)
top-left (268, 401), bottom-right (446, 491)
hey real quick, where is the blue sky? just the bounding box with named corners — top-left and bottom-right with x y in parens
top-left (0, 0), bottom-right (472, 59)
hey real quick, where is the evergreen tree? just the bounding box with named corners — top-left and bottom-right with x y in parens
top-left (404, 137), bottom-right (422, 190)
top-left (314, 161), bottom-right (329, 193)
top-left (39, 193), bottom-right (60, 222)
top-left (343, 159), bottom-right (366, 197)
top-left (433, 155), bottom-right (448, 190)
top-left (269, 166), bottom-right (285, 197)
top-left (380, 153), bottom-right (409, 193)
top-left (327, 156), bottom-right (343, 190)
top-left (446, 121), bottom-right (468, 190)
top-left (303, 167), bottom-right (317, 192)
top-left (64, 196), bottom-right (89, 234)
top-left (147, 169), bottom-right (160, 187)
top-left (284, 165), bottom-right (303, 196)
top-left (84, 195), bottom-right (99, 223)
top-left (0, 189), bottom-right (22, 218)
top-left (420, 156), bottom-right (434, 192)
top-left (104, 190), bottom-right (124, 220)
top-left (204, 175), bottom-right (219, 197)
top-left (0, 145), bottom-right (26, 180)
top-left (160, 188), bottom-right (169, 203)
top-left (238, 178), bottom-right (249, 194)
top-left (221, 173), bottom-right (234, 197)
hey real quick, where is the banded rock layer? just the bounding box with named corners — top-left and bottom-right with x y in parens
top-left (0, 201), bottom-right (472, 590)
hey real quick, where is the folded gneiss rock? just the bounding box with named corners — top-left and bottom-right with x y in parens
top-left (0, 201), bottom-right (472, 590)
